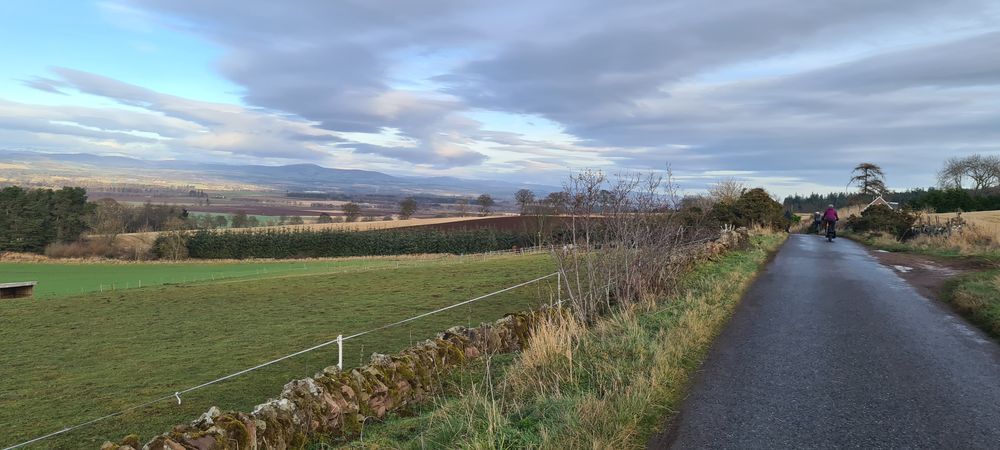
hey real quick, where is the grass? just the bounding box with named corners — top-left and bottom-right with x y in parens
top-left (2, 259), bottom-right (376, 298)
top-left (929, 210), bottom-right (1000, 231)
top-left (0, 254), bottom-right (491, 298)
top-left (186, 212), bottom-right (285, 226)
top-left (943, 270), bottom-right (1000, 338)
top-left (841, 228), bottom-right (1000, 261)
top-left (334, 232), bottom-right (786, 449)
top-left (0, 253), bottom-right (557, 449)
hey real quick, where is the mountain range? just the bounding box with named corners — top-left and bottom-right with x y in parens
top-left (0, 150), bottom-right (557, 197)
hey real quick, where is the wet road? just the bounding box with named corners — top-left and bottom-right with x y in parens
top-left (650, 234), bottom-right (1000, 449)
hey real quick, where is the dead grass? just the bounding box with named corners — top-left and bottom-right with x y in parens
top-left (929, 210), bottom-right (1000, 230)
top-left (846, 210), bottom-right (1000, 259)
top-left (907, 225), bottom-right (1000, 256)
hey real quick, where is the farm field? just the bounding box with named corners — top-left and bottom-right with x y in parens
top-left (929, 210), bottom-right (1000, 231)
top-left (0, 256), bottom-right (465, 298)
top-left (0, 252), bottom-right (557, 448)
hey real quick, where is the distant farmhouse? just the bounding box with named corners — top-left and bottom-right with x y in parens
top-left (863, 195), bottom-right (899, 212)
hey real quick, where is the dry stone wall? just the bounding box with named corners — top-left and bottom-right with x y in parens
top-left (102, 228), bottom-right (749, 450)
top-left (102, 309), bottom-right (571, 450)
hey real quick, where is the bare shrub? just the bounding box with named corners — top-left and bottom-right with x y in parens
top-left (44, 240), bottom-right (111, 258)
top-left (708, 177), bottom-right (746, 204)
top-left (554, 169), bottom-right (717, 322)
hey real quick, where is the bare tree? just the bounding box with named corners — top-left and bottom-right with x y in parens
top-left (849, 163), bottom-right (887, 198)
top-left (476, 194), bottom-right (495, 216)
top-left (514, 189), bottom-right (535, 215)
top-left (398, 197), bottom-right (418, 220)
top-left (553, 169), bottom-right (716, 323)
top-left (708, 177), bottom-right (745, 204)
top-left (938, 156), bottom-right (968, 189)
top-left (87, 198), bottom-right (127, 243)
top-left (341, 202), bottom-right (362, 222)
top-left (938, 154), bottom-right (1000, 190)
top-left (545, 191), bottom-right (570, 214)
top-left (455, 198), bottom-right (470, 216)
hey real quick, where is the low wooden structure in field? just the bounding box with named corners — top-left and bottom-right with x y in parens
top-left (0, 281), bottom-right (36, 299)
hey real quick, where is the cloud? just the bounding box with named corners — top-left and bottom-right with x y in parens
top-left (20, 77), bottom-right (67, 95)
top-left (8, 0), bottom-right (1000, 193)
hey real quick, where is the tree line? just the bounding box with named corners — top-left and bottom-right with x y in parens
top-left (160, 228), bottom-right (537, 259)
top-left (0, 186), bottom-right (92, 252)
top-left (783, 156), bottom-right (1000, 214)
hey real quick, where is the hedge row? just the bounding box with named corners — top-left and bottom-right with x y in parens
top-left (159, 228), bottom-right (537, 259)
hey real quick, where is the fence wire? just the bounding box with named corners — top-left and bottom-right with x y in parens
top-left (3, 271), bottom-right (557, 450)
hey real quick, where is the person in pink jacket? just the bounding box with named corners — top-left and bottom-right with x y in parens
top-left (823, 204), bottom-right (839, 222)
top-left (822, 204), bottom-right (839, 235)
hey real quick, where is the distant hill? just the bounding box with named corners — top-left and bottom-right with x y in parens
top-left (0, 150), bottom-right (557, 197)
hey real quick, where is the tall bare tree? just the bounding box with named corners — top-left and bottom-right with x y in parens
top-left (514, 189), bottom-right (535, 215)
top-left (455, 198), bottom-right (470, 216)
top-left (849, 163), bottom-right (887, 198)
top-left (87, 198), bottom-right (127, 243)
top-left (341, 202), bottom-right (362, 222)
top-left (938, 154), bottom-right (1000, 189)
top-left (398, 197), bottom-right (418, 219)
top-left (476, 194), bottom-right (495, 216)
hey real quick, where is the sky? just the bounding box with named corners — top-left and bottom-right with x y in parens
top-left (1, 0), bottom-right (999, 196)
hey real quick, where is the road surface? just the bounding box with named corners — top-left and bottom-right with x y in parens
top-left (650, 234), bottom-right (1000, 449)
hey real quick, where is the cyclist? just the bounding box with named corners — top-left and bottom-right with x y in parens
top-left (822, 204), bottom-right (839, 238)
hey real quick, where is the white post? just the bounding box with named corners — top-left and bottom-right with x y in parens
top-left (557, 272), bottom-right (562, 305)
top-left (337, 334), bottom-right (343, 370)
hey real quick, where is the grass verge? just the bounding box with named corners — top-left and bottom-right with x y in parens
top-left (943, 270), bottom-right (1000, 338)
top-left (840, 229), bottom-right (1000, 261)
top-left (331, 232), bottom-right (786, 449)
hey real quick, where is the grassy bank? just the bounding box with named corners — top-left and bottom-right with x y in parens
top-left (841, 227), bottom-right (1000, 261)
top-left (944, 270), bottom-right (1000, 337)
top-left (332, 232), bottom-right (785, 449)
top-left (0, 253), bottom-right (555, 449)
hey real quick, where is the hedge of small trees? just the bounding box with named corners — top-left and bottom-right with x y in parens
top-left (157, 228), bottom-right (536, 259)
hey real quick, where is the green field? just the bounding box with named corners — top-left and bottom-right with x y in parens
top-left (187, 211), bottom-right (289, 226)
top-left (0, 257), bottom-right (465, 298)
top-left (0, 253), bottom-right (556, 449)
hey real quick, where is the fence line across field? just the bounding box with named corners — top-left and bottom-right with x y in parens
top-left (3, 271), bottom-right (560, 450)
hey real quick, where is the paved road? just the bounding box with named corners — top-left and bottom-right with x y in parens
top-left (650, 234), bottom-right (1000, 449)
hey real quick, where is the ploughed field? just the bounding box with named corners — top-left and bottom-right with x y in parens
top-left (0, 252), bottom-right (556, 449)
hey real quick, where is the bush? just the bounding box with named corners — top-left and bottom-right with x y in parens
top-left (709, 188), bottom-right (789, 230)
top-left (44, 239), bottom-right (112, 259)
top-left (845, 204), bottom-right (917, 238)
top-left (161, 228), bottom-right (539, 259)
